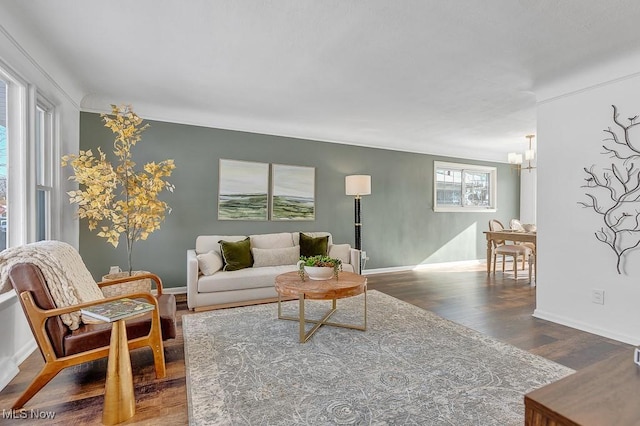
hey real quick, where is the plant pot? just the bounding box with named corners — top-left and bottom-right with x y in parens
top-left (101, 270), bottom-right (152, 297)
top-left (304, 266), bottom-right (335, 281)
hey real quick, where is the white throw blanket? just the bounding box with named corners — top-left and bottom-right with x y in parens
top-left (0, 240), bottom-right (104, 330)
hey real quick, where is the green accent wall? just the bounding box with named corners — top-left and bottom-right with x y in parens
top-left (79, 112), bottom-right (519, 288)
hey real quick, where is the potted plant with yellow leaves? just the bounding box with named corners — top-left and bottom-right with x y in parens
top-left (62, 104), bottom-right (175, 296)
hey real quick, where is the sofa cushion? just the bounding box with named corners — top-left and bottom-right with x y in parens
top-left (250, 232), bottom-right (294, 249)
top-left (219, 237), bottom-right (253, 271)
top-left (198, 264), bottom-right (298, 293)
top-left (328, 244), bottom-right (351, 265)
top-left (293, 232), bottom-right (333, 246)
top-left (196, 235), bottom-right (246, 255)
top-left (197, 251), bottom-right (223, 275)
top-left (251, 246), bottom-right (300, 267)
top-left (300, 233), bottom-right (329, 257)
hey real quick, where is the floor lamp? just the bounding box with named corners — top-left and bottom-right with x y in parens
top-left (345, 175), bottom-right (371, 272)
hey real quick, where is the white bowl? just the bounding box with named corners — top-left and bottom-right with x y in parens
top-left (304, 266), bottom-right (335, 280)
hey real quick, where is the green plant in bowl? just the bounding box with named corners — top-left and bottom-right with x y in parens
top-left (298, 255), bottom-right (342, 281)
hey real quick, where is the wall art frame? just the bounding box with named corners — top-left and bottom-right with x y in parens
top-left (217, 159), bottom-right (269, 221)
top-left (270, 163), bottom-right (315, 221)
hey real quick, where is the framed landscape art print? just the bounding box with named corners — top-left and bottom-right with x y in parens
top-left (271, 164), bottom-right (315, 221)
top-left (218, 159), bottom-right (269, 220)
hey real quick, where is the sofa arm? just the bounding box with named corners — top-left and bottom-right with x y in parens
top-left (187, 250), bottom-right (199, 310)
top-left (349, 248), bottom-right (362, 274)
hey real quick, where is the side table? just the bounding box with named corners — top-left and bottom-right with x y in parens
top-left (103, 318), bottom-right (136, 425)
top-left (524, 351), bottom-right (640, 425)
top-left (82, 299), bottom-right (156, 425)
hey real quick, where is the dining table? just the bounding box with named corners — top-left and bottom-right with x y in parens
top-left (483, 229), bottom-right (537, 283)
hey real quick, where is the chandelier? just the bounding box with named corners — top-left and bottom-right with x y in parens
top-left (508, 134), bottom-right (536, 173)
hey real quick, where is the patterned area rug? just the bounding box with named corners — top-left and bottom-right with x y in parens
top-left (183, 290), bottom-right (573, 425)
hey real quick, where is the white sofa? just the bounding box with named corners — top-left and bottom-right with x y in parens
top-left (186, 231), bottom-right (360, 311)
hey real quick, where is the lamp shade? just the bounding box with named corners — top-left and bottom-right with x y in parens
top-left (345, 175), bottom-right (371, 196)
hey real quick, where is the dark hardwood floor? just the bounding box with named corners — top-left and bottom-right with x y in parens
top-left (0, 263), bottom-right (632, 425)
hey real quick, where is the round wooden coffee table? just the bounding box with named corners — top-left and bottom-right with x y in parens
top-left (274, 271), bottom-right (367, 343)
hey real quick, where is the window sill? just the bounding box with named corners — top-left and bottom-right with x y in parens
top-left (434, 207), bottom-right (497, 213)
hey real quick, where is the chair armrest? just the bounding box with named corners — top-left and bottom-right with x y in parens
top-left (19, 290), bottom-right (159, 319)
top-left (186, 250), bottom-right (199, 310)
top-left (18, 290), bottom-right (163, 365)
top-left (97, 273), bottom-right (164, 295)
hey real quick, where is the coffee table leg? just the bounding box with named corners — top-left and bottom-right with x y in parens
top-left (299, 295), bottom-right (306, 343)
top-left (364, 287), bottom-right (367, 330)
top-left (278, 292), bottom-right (365, 343)
top-left (277, 294), bottom-right (282, 318)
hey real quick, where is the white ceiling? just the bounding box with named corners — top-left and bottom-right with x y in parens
top-left (3, 1), bottom-right (640, 162)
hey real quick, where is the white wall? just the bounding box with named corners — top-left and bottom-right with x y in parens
top-left (520, 169), bottom-right (536, 224)
top-left (0, 21), bottom-right (81, 390)
top-left (535, 64), bottom-right (640, 345)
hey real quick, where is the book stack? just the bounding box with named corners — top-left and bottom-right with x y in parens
top-left (81, 298), bottom-right (155, 322)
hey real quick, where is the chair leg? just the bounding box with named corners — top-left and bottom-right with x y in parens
top-left (151, 338), bottom-right (166, 379)
top-left (514, 255), bottom-right (518, 280)
top-left (492, 253), bottom-right (497, 275)
top-left (149, 313), bottom-right (166, 379)
top-left (12, 361), bottom-right (64, 409)
top-left (501, 255), bottom-right (506, 273)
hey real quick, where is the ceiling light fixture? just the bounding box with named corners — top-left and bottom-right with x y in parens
top-left (508, 134), bottom-right (536, 173)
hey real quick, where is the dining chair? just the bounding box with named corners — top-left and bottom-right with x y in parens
top-left (510, 219), bottom-right (537, 282)
top-left (509, 219), bottom-right (536, 251)
top-left (488, 219), bottom-right (532, 280)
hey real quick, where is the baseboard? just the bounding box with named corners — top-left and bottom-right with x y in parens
top-left (0, 339), bottom-right (36, 392)
top-left (14, 339), bottom-right (37, 365)
top-left (533, 309), bottom-right (640, 346)
top-left (152, 286), bottom-right (187, 295)
top-left (0, 357), bottom-right (19, 392)
top-left (363, 265), bottom-right (415, 275)
top-left (163, 286), bottom-right (187, 294)
top-left (363, 259), bottom-right (486, 275)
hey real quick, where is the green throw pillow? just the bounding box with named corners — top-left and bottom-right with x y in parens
top-left (219, 237), bottom-right (253, 271)
top-left (300, 233), bottom-right (329, 257)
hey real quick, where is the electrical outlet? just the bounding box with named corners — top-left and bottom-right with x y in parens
top-left (361, 251), bottom-right (367, 259)
top-left (591, 289), bottom-right (604, 305)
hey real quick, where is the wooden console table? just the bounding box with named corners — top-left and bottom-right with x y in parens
top-left (524, 351), bottom-right (640, 425)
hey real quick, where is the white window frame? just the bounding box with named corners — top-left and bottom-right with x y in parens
top-left (34, 95), bottom-right (57, 241)
top-left (0, 58), bottom-right (60, 248)
top-left (433, 161), bottom-right (497, 212)
top-left (0, 62), bottom-right (28, 247)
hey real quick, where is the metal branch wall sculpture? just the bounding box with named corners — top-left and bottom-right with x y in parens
top-left (579, 105), bottom-right (640, 274)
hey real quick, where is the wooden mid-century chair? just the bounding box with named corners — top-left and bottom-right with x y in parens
top-left (8, 263), bottom-right (176, 409)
